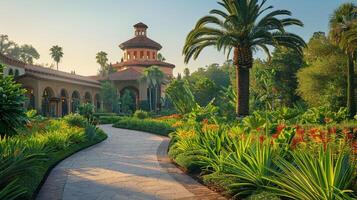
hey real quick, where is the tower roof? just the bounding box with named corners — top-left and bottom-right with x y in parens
top-left (119, 22), bottom-right (162, 50)
top-left (134, 22), bottom-right (148, 29)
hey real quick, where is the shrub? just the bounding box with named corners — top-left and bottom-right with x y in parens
top-left (85, 124), bottom-right (97, 141)
top-left (0, 63), bottom-right (28, 136)
top-left (78, 103), bottom-right (95, 124)
top-left (113, 117), bottom-right (175, 136)
top-left (133, 110), bottom-right (149, 119)
top-left (98, 116), bottom-right (122, 124)
top-left (63, 114), bottom-right (87, 128)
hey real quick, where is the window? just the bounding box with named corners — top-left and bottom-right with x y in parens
top-left (133, 51), bottom-right (137, 59)
top-left (8, 68), bottom-right (14, 76)
top-left (147, 51), bottom-right (150, 59)
top-left (153, 52), bottom-right (156, 60)
top-left (15, 69), bottom-right (19, 77)
top-left (140, 51), bottom-right (144, 59)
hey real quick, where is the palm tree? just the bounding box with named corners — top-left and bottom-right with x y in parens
top-left (141, 66), bottom-right (165, 112)
top-left (329, 3), bottom-right (357, 118)
top-left (96, 51), bottom-right (109, 77)
top-left (49, 45), bottom-right (63, 70)
top-left (183, 0), bottom-right (306, 117)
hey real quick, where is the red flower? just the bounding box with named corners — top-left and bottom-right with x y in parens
top-left (291, 136), bottom-right (304, 149)
top-left (342, 128), bottom-right (351, 135)
top-left (259, 135), bottom-right (266, 144)
top-left (276, 124), bottom-right (286, 133)
top-left (347, 133), bottom-right (354, 140)
top-left (329, 127), bottom-right (337, 135)
top-left (272, 133), bottom-right (279, 139)
top-left (296, 127), bottom-right (305, 136)
top-left (202, 118), bottom-right (209, 124)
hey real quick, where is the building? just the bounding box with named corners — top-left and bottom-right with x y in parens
top-left (95, 22), bottom-right (175, 109)
top-left (0, 53), bottom-right (102, 117)
top-left (0, 22), bottom-right (175, 116)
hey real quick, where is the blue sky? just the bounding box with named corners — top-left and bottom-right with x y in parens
top-left (0, 0), bottom-right (352, 76)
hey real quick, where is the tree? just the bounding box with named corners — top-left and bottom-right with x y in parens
top-left (329, 3), bottom-right (357, 117)
top-left (192, 78), bottom-right (218, 106)
top-left (157, 53), bottom-right (166, 62)
top-left (50, 45), bottom-right (63, 70)
top-left (0, 35), bottom-right (40, 64)
top-left (96, 51), bottom-right (109, 77)
top-left (141, 66), bottom-right (165, 112)
top-left (183, 0), bottom-right (306, 117)
top-left (18, 44), bottom-right (40, 64)
top-left (120, 90), bottom-right (136, 115)
top-left (0, 63), bottom-right (27, 136)
top-left (297, 33), bottom-right (347, 110)
top-left (183, 68), bottom-right (190, 78)
top-left (100, 81), bottom-right (118, 112)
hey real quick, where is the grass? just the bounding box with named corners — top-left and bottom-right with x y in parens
top-left (28, 130), bottom-right (107, 199)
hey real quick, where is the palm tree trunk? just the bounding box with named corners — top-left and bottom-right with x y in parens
top-left (56, 62), bottom-right (58, 70)
top-left (234, 47), bottom-right (252, 117)
top-left (148, 87), bottom-right (152, 111)
top-left (347, 54), bottom-right (356, 118)
top-left (236, 66), bottom-right (250, 117)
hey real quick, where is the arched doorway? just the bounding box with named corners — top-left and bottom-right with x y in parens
top-left (24, 88), bottom-right (35, 110)
top-left (120, 86), bottom-right (139, 114)
top-left (42, 87), bottom-right (57, 117)
top-left (71, 91), bottom-right (80, 113)
top-left (60, 89), bottom-right (69, 116)
top-left (84, 92), bottom-right (92, 104)
top-left (94, 94), bottom-right (101, 111)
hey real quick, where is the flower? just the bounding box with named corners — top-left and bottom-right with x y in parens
top-left (259, 135), bottom-right (265, 144)
top-left (202, 118), bottom-right (209, 124)
top-left (328, 127), bottom-right (337, 135)
top-left (276, 124), bottom-right (286, 134)
top-left (324, 117), bottom-right (333, 124)
top-left (272, 133), bottom-right (279, 139)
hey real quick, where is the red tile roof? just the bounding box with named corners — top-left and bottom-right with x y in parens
top-left (119, 36), bottom-right (162, 50)
top-left (108, 67), bottom-right (143, 81)
top-left (112, 60), bottom-right (175, 69)
top-left (0, 53), bottom-right (100, 86)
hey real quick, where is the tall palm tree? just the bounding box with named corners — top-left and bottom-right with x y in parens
top-left (329, 3), bottom-right (357, 118)
top-left (183, 0), bottom-right (306, 117)
top-left (49, 45), bottom-right (63, 70)
top-left (96, 51), bottom-right (109, 77)
top-left (141, 66), bottom-right (165, 112)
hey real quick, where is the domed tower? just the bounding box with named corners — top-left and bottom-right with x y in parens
top-left (109, 22), bottom-right (175, 110)
top-left (112, 22), bottom-right (175, 76)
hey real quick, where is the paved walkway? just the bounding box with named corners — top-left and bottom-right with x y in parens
top-left (37, 125), bottom-right (225, 200)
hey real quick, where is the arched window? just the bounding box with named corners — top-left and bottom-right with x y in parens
top-left (84, 92), bottom-right (92, 104)
top-left (60, 89), bottom-right (69, 116)
top-left (133, 51), bottom-right (137, 59)
top-left (42, 87), bottom-right (55, 117)
top-left (140, 51), bottom-right (144, 59)
top-left (71, 91), bottom-right (80, 113)
top-left (8, 68), bottom-right (14, 76)
top-left (14, 69), bottom-right (19, 77)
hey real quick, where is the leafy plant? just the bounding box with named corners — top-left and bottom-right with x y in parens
top-left (133, 110), bottom-right (149, 119)
top-left (0, 63), bottom-right (28, 136)
top-left (266, 146), bottom-right (356, 200)
top-left (78, 103), bottom-right (95, 124)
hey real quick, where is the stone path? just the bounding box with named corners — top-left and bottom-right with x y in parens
top-left (37, 125), bottom-right (226, 200)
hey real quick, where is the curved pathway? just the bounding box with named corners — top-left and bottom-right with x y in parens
top-left (37, 125), bottom-right (225, 200)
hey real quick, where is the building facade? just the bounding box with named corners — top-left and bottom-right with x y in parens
top-left (0, 54), bottom-right (102, 117)
top-left (0, 22), bottom-right (175, 116)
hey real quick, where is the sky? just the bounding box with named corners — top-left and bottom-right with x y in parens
top-left (0, 0), bottom-right (353, 76)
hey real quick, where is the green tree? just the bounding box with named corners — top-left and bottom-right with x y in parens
top-left (120, 90), bottom-right (136, 115)
top-left (183, 0), bottom-right (306, 117)
top-left (141, 66), bottom-right (165, 112)
top-left (18, 44), bottom-right (40, 64)
top-left (50, 45), bottom-right (63, 70)
top-left (0, 35), bottom-right (40, 64)
top-left (96, 51), bottom-right (109, 77)
top-left (329, 3), bottom-right (357, 117)
top-left (100, 81), bottom-right (118, 112)
top-left (157, 53), bottom-right (166, 62)
top-left (297, 33), bottom-right (347, 110)
top-left (183, 68), bottom-right (190, 78)
top-left (0, 63), bottom-right (27, 136)
top-left (192, 78), bottom-right (218, 106)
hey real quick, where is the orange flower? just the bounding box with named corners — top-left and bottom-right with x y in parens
top-left (296, 127), bottom-right (305, 137)
top-left (291, 136), bottom-right (304, 149)
top-left (272, 133), bottom-right (279, 139)
top-left (328, 127), bottom-right (337, 135)
top-left (324, 117), bottom-right (333, 124)
top-left (202, 118), bottom-right (209, 124)
top-left (259, 135), bottom-right (265, 144)
top-left (276, 124), bottom-right (286, 134)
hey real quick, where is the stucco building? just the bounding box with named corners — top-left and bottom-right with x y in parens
top-left (0, 22), bottom-right (175, 116)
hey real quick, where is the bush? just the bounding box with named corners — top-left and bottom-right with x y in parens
top-left (0, 118), bottom-right (107, 199)
top-left (139, 100), bottom-right (150, 111)
top-left (0, 63), bottom-right (28, 136)
top-left (113, 117), bottom-right (175, 136)
top-left (78, 103), bottom-right (95, 124)
top-left (98, 116), bottom-right (122, 124)
top-left (85, 123), bottom-right (97, 141)
top-left (133, 110), bottom-right (149, 119)
top-left (63, 114), bottom-right (87, 128)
